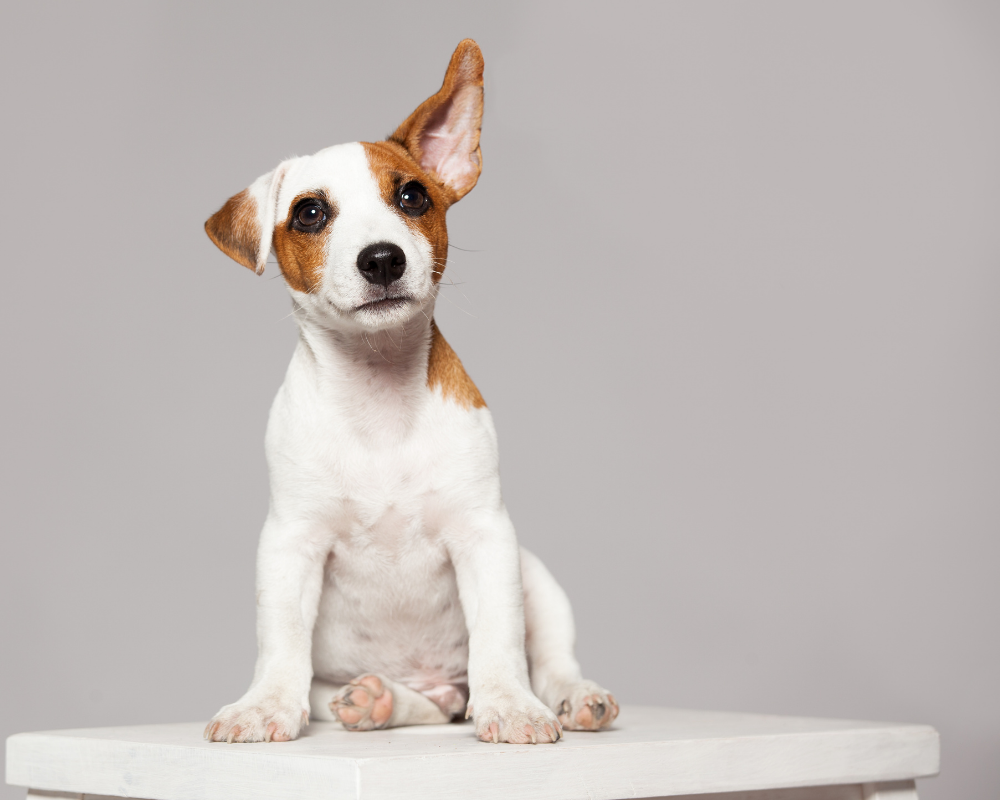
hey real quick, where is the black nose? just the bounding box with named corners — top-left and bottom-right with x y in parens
top-left (356, 242), bottom-right (406, 287)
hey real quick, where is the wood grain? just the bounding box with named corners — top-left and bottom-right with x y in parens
top-left (8, 707), bottom-right (937, 800)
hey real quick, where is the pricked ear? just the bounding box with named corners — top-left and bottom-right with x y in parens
top-left (390, 39), bottom-right (484, 202)
top-left (205, 163), bottom-right (288, 275)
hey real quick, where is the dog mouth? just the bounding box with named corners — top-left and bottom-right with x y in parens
top-left (354, 296), bottom-right (413, 313)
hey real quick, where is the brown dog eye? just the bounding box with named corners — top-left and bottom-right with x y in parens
top-left (297, 203), bottom-right (325, 227)
top-left (398, 182), bottom-right (428, 214)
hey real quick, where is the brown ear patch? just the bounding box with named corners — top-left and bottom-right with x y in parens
top-left (271, 192), bottom-right (336, 294)
top-left (389, 38), bottom-right (484, 202)
top-left (362, 140), bottom-right (450, 283)
top-left (427, 320), bottom-right (485, 409)
top-left (205, 189), bottom-right (261, 272)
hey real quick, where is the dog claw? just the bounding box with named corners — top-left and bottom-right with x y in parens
top-left (465, 705), bottom-right (473, 720)
top-left (226, 729), bottom-right (236, 744)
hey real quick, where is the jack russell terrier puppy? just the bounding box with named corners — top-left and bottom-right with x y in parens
top-left (202, 39), bottom-right (617, 746)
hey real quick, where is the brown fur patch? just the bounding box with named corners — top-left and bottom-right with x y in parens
top-left (271, 192), bottom-right (336, 294)
top-left (427, 321), bottom-right (485, 409)
top-left (361, 140), bottom-right (451, 283)
top-left (205, 189), bottom-right (261, 272)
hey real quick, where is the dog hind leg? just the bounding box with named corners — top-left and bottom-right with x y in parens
top-left (312, 675), bottom-right (456, 730)
top-left (520, 547), bottom-right (619, 731)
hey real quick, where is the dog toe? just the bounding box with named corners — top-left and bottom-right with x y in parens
top-left (555, 683), bottom-right (619, 731)
top-left (331, 674), bottom-right (394, 731)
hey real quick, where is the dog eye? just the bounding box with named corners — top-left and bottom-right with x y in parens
top-left (398, 183), bottom-right (428, 214)
top-left (296, 203), bottom-right (325, 227)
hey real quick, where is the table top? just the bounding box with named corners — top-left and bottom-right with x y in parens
top-left (5, 706), bottom-right (939, 800)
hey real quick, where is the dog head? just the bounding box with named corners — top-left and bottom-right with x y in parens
top-left (205, 40), bottom-right (483, 332)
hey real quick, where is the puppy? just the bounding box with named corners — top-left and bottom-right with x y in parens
top-left (202, 39), bottom-right (617, 745)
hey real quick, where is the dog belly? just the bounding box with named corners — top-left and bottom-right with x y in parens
top-left (311, 554), bottom-right (470, 692)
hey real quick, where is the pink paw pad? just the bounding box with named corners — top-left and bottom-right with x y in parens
top-left (557, 691), bottom-right (619, 731)
top-left (330, 674), bottom-right (394, 731)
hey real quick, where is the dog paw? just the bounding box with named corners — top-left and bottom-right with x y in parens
top-left (330, 674), bottom-right (394, 731)
top-left (470, 688), bottom-right (563, 744)
top-left (554, 682), bottom-right (619, 731)
top-left (204, 695), bottom-right (308, 743)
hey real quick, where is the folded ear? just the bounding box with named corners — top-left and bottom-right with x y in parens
top-left (390, 39), bottom-right (484, 202)
top-left (205, 163), bottom-right (288, 275)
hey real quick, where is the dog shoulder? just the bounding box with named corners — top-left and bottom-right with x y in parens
top-left (427, 321), bottom-right (485, 411)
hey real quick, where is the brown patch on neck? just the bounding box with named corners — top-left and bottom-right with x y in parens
top-left (361, 140), bottom-right (450, 283)
top-left (427, 320), bottom-right (485, 409)
top-left (205, 189), bottom-right (261, 272)
top-left (271, 192), bottom-right (335, 293)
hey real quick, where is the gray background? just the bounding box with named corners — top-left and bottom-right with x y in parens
top-left (1, 2), bottom-right (997, 798)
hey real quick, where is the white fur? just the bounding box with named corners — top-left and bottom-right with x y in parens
top-left (206, 142), bottom-right (614, 746)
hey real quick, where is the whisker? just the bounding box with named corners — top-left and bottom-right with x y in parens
top-left (363, 332), bottom-right (393, 364)
top-left (437, 288), bottom-right (477, 318)
top-left (277, 302), bottom-right (304, 323)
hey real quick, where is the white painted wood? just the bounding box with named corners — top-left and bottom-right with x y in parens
top-left (21, 785), bottom-right (919, 800)
top-left (24, 785), bottom-right (901, 800)
top-left (861, 781), bottom-right (918, 800)
top-left (649, 783), bottom-right (919, 800)
top-left (654, 787), bottom-right (864, 800)
top-left (27, 793), bottom-right (129, 800)
top-left (7, 706), bottom-right (938, 800)
top-left (26, 791), bottom-right (84, 800)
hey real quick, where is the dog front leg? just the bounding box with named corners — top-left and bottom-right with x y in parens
top-left (205, 516), bottom-right (327, 743)
top-left (449, 511), bottom-right (562, 744)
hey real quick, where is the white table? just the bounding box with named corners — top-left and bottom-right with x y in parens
top-left (5, 706), bottom-right (938, 800)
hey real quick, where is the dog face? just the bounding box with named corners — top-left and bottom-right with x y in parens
top-left (205, 40), bottom-right (484, 332)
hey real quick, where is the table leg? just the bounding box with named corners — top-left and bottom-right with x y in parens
top-left (862, 781), bottom-right (918, 800)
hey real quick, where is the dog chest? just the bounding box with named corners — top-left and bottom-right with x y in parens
top-left (312, 535), bottom-right (470, 687)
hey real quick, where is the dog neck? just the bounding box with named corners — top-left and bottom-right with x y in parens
top-left (293, 305), bottom-right (437, 438)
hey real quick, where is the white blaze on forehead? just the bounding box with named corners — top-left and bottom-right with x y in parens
top-left (275, 143), bottom-right (380, 214)
top-left (278, 143), bottom-right (399, 235)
